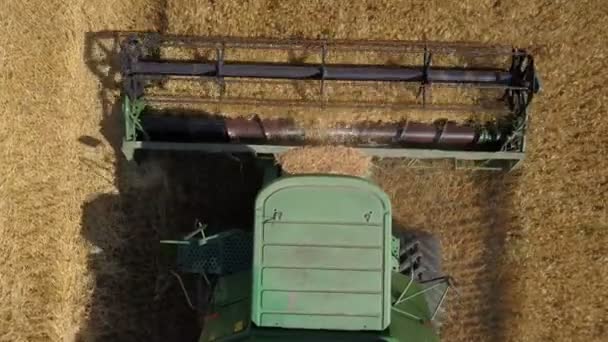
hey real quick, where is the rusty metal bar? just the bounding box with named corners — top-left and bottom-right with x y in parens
top-left (139, 116), bottom-right (500, 149)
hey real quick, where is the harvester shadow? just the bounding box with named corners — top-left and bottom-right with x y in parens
top-left (78, 152), bottom-right (263, 341)
top-left (82, 30), bottom-right (127, 155)
top-left (79, 30), bottom-right (265, 341)
top-left (386, 164), bottom-right (520, 342)
top-left (469, 171), bottom-right (519, 342)
top-left (437, 171), bottom-right (517, 342)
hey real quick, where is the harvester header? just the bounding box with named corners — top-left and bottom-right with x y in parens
top-left (120, 33), bottom-right (540, 170)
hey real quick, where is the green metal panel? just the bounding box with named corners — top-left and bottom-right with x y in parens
top-left (252, 175), bottom-right (392, 331)
top-left (121, 140), bottom-right (524, 171)
top-left (262, 269), bottom-right (382, 293)
top-left (201, 271), bottom-right (439, 341)
top-left (200, 272), bottom-right (253, 342)
top-left (246, 326), bottom-right (386, 341)
top-left (214, 271), bottom-right (252, 306)
top-left (385, 272), bottom-right (439, 342)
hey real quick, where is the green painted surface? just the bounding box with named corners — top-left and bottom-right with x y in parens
top-left (122, 95), bottom-right (146, 143)
top-left (200, 271), bottom-right (440, 342)
top-left (120, 140), bottom-right (523, 171)
top-left (200, 298), bottom-right (251, 342)
top-left (262, 269), bottom-right (382, 292)
top-left (244, 326), bottom-right (385, 341)
top-left (391, 273), bottom-right (432, 319)
top-left (200, 272), bottom-right (253, 342)
top-left (252, 175), bottom-right (392, 331)
top-left (385, 272), bottom-right (440, 342)
top-left (214, 272), bottom-right (252, 306)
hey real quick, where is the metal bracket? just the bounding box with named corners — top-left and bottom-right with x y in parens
top-left (418, 45), bottom-right (433, 107)
top-left (392, 274), bottom-right (454, 324)
top-left (123, 95), bottom-right (147, 141)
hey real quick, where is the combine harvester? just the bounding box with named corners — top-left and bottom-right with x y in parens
top-left (118, 33), bottom-right (540, 341)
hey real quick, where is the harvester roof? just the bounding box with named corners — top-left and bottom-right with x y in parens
top-left (251, 175), bottom-right (392, 331)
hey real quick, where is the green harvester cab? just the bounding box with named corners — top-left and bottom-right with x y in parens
top-left (161, 175), bottom-right (451, 342)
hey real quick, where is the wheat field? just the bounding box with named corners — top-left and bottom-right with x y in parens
top-left (0, 1), bottom-right (606, 341)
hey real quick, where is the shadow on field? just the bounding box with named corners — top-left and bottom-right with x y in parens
top-left (78, 152), bottom-right (263, 341)
top-left (77, 30), bottom-right (264, 341)
top-left (379, 161), bottom-right (520, 342)
top-left (467, 172), bottom-right (517, 341)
